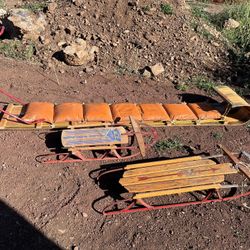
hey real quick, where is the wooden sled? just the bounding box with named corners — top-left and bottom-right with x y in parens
top-left (0, 86), bottom-right (249, 130)
top-left (98, 145), bottom-right (250, 215)
top-left (38, 117), bottom-right (158, 163)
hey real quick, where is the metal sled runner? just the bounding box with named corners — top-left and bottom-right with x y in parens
top-left (98, 145), bottom-right (250, 215)
top-left (38, 117), bottom-right (158, 163)
top-left (0, 85), bottom-right (250, 130)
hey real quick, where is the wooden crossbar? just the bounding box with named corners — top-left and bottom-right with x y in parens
top-left (123, 159), bottom-right (216, 177)
top-left (0, 104), bottom-right (14, 129)
top-left (127, 175), bottom-right (224, 193)
top-left (134, 184), bottom-right (222, 199)
top-left (125, 156), bottom-right (203, 170)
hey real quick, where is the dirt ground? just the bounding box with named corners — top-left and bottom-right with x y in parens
top-left (0, 0), bottom-right (250, 250)
top-left (0, 56), bottom-right (249, 250)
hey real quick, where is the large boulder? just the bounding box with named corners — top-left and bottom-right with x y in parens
top-left (8, 8), bottom-right (47, 41)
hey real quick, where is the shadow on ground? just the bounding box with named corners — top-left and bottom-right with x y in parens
top-left (0, 200), bottom-right (61, 250)
top-left (212, 49), bottom-right (250, 94)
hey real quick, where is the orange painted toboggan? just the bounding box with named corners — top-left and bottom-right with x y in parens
top-left (0, 85), bottom-right (250, 130)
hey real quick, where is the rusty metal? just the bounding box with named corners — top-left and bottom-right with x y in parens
top-left (101, 146), bottom-right (250, 215)
top-left (103, 190), bottom-right (250, 215)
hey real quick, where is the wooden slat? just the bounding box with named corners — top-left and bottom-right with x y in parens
top-left (219, 144), bottom-right (250, 180)
top-left (127, 175), bottom-right (224, 193)
top-left (0, 104), bottom-right (14, 129)
top-left (123, 159), bottom-right (216, 177)
top-left (125, 156), bottom-right (203, 170)
top-left (120, 163), bottom-right (236, 186)
top-left (68, 145), bottom-right (117, 151)
top-left (130, 116), bottom-right (146, 157)
top-left (214, 86), bottom-right (250, 108)
top-left (61, 127), bottom-right (128, 147)
top-left (134, 184), bottom-right (222, 199)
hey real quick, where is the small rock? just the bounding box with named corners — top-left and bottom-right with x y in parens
top-left (212, 41), bottom-right (220, 47)
top-left (47, 2), bottom-right (58, 13)
top-left (245, 52), bottom-right (250, 58)
top-left (80, 79), bottom-right (87, 84)
top-left (0, 9), bottom-right (7, 17)
top-left (73, 0), bottom-right (84, 7)
top-left (150, 63), bottom-right (165, 76)
top-left (144, 7), bottom-right (156, 16)
top-left (224, 18), bottom-right (240, 29)
top-left (142, 69), bottom-right (151, 78)
top-left (58, 229), bottom-right (66, 234)
top-left (85, 66), bottom-right (94, 73)
top-left (82, 212), bottom-right (88, 218)
top-left (58, 40), bottom-right (67, 47)
top-left (63, 38), bottom-right (99, 66)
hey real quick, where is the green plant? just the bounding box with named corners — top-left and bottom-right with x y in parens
top-left (160, 3), bottom-right (173, 15)
top-left (192, 6), bottom-right (210, 20)
top-left (176, 83), bottom-right (189, 91)
top-left (0, 40), bottom-right (35, 60)
top-left (192, 76), bottom-right (216, 92)
top-left (200, 27), bottom-right (214, 41)
top-left (215, 3), bottom-right (250, 52)
top-left (22, 1), bottom-right (48, 12)
top-left (191, 2), bottom-right (250, 53)
top-left (142, 5), bottom-right (150, 12)
top-left (116, 64), bottom-right (136, 75)
top-left (190, 19), bottom-right (213, 41)
top-left (212, 132), bottom-right (223, 140)
top-left (0, 0), bottom-right (5, 8)
top-left (155, 138), bottom-right (183, 152)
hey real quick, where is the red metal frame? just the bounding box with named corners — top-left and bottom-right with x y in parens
top-left (0, 26), bottom-right (5, 37)
top-left (37, 128), bottom-right (158, 163)
top-left (103, 189), bottom-right (250, 215)
top-left (0, 88), bottom-right (26, 105)
top-left (0, 87), bottom-right (47, 124)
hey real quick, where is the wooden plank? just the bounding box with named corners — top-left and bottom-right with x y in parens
top-left (120, 163), bottom-right (236, 186)
top-left (237, 164), bottom-right (250, 180)
top-left (61, 127), bottom-right (128, 147)
top-left (68, 145), bottom-right (117, 151)
top-left (127, 175), bottom-right (224, 193)
top-left (219, 144), bottom-right (250, 180)
top-left (125, 156), bottom-right (203, 170)
top-left (0, 104), bottom-right (14, 129)
top-left (134, 184), bottom-right (222, 199)
top-left (214, 86), bottom-right (250, 108)
top-left (123, 159), bottom-right (216, 177)
top-left (129, 116), bottom-right (146, 157)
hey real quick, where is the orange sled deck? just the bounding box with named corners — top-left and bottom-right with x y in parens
top-left (98, 146), bottom-right (250, 215)
top-left (0, 86), bottom-right (250, 130)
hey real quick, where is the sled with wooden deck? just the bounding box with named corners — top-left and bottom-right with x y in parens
top-left (97, 145), bottom-right (250, 215)
top-left (37, 117), bottom-right (158, 163)
top-left (0, 85), bottom-right (249, 130)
